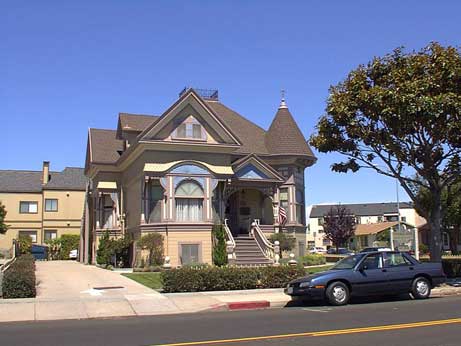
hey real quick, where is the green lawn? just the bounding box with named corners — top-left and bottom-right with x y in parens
top-left (305, 265), bottom-right (332, 274)
top-left (122, 272), bottom-right (163, 290)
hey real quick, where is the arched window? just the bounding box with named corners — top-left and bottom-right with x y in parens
top-left (175, 180), bottom-right (204, 222)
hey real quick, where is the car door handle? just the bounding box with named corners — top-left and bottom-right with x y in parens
top-left (409, 267), bottom-right (414, 270)
top-left (382, 269), bottom-right (387, 272)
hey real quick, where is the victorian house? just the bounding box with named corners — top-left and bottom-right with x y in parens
top-left (81, 89), bottom-right (316, 267)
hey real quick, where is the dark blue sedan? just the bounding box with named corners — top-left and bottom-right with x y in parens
top-left (285, 251), bottom-right (446, 305)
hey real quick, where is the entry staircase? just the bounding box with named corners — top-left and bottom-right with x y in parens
top-left (224, 220), bottom-right (275, 266)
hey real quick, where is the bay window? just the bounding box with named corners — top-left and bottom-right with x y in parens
top-left (175, 180), bottom-right (203, 222)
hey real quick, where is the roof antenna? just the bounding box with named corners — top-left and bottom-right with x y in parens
top-left (279, 89), bottom-right (288, 109)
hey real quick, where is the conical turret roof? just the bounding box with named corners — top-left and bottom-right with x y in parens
top-left (265, 101), bottom-right (315, 157)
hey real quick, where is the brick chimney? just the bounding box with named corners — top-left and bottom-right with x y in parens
top-left (42, 161), bottom-right (50, 185)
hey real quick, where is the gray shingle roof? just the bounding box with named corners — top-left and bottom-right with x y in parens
top-left (0, 170), bottom-right (43, 193)
top-left (89, 97), bottom-right (317, 165)
top-left (310, 202), bottom-right (414, 218)
top-left (45, 167), bottom-right (87, 190)
top-left (0, 167), bottom-right (86, 193)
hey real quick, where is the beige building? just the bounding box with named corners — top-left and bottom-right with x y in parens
top-left (0, 162), bottom-right (86, 253)
top-left (81, 88), bottom-right (316, 267)
top-left (307, 202), bottom-right (426, 249)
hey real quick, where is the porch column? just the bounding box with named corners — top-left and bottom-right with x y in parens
top-left (140, 177), bottom-right (148, 224)
top-left (96, 192), bottom-right (102, 229)
top-left (273, 187), bottom-right (280, 232)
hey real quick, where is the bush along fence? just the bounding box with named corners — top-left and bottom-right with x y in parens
top-left (161, 265), bottom-right (305, 293)
top-left (2, 254), bottom-right (36, 298)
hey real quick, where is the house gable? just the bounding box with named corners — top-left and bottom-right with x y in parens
top-left (139, 90), bottom-right (241, 147)
top-left (233, 154), bottom-right (284, 182)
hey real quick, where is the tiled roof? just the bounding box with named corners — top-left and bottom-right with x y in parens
top-left (89, 128), bottom-right (124, 164)
top-left (354, 222), bottom-right (399, 236)
top-left (45, 167), bottom-right (87, 190)
top-left (0, 170), bottom-right (43, 193)
top-left (0, 167), bottom-right (86, 193)
top-left (205, 101), bottom-right (269, 155)
top-left (89, 96), bottom-right (316, 165)
top-left (265, 107), bottom-right (315, 156)
top-left (119, 113), bottom-right (159, 132)
top-left (310, 202), bottom-right (414, 218)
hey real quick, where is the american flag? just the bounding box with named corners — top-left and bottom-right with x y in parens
top-left (278, 206), bottom-right (287, 225)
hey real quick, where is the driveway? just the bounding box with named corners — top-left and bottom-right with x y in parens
top-left (0, 261), bottom-right (185, 322)
top-left (36, 261), bottom-right (152, 299)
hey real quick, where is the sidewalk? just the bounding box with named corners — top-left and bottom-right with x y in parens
top-left (1, 261), bottom-right (461, 323)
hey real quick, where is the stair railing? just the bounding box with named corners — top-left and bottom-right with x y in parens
top-left (223, 219), bottom-right (236, 261)
top-left (250, 219), bottom-right (275, 261)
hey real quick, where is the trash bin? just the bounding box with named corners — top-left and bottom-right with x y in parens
top-left (31, 245), bottom-right (48, 260)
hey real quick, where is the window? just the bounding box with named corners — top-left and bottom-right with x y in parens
top-left (174, 121), bottom-right (204, 140)
top-left (384, 253), bottom-right (411, 267)
top-left (180, 244), bottom-right (200, 265)
top-left (295, 189), bottom-right (304, 224)
top-left (401, 216), bottom-right (407, 222)
top-left (19, 201), bottom-right (38, 214)
top-left (361, 253), bottom-right (383, 270)
top-left (102, 194), bottom-right (115, 228)
top-left (385, 215), bottom-right (398, 222)
top-left (175, 181), bottom-right (204, 222)
top-left (360, 236), bottom-right (368, 248)
top-left (45, 199), bottom-right (58, 212)
top-left (377, 216), bottom-right (383, 223)
top-left (318, 217), bottom-right (324, 226)
top-left (44, 230), bottom-right (57, 241)
top-left (149, 181), bottom-right (163, 223)
top-left (18, 230), bottom-right (37, 243)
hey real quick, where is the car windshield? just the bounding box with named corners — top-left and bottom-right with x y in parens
top-left (330, 254), bottom-right (365, 270)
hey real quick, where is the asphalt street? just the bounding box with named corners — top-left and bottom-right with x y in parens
top-left (1, 295), bottom-right (460, 346)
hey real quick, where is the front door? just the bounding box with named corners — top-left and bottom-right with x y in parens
top-left (350, 253), bottom-right (388, 296)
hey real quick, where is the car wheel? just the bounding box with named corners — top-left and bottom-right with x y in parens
top-left (411, 277), bottom-right (431, 299)
top-left (326, 281), bottom-right (350, 306)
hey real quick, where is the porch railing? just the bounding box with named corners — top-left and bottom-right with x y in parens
top-left (223, 219), bottom-right (236, 261)
top-left (251, 219), bottom-right (275, 261)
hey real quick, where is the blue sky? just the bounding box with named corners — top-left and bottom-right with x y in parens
top-left (2, 1), bottom-right (460, 205)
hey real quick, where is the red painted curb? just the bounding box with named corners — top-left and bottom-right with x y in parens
top-left (227, 301), bottom-right (270, 310)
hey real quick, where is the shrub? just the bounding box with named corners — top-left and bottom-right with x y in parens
top-left (442, 258), bottom-right (461, 278)
top-left (58, 234), bottom-right (80, 260)
top-left (269, 233), bottom-right (296, 257)
top-left (161, 265), bottom-right (306, 293)
top-left (300, 254), bottom-right (326, 266)
top-left (18, 234), bottom-right (32, 254)
top-left (138, 233), bottom-right (164, 266)
top-left (419, 244), bottom-right (430, 255)
top-left (2, 254), bottom-right (36, 298)
top-left (96, 232), bottom-right (132, 267)
top-left (212, 224), bottom-right (227, 267)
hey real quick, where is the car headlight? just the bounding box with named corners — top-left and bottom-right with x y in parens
top-left (299, 281), bottom-right (311, 288)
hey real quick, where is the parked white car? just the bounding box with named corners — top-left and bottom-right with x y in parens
top-left (69, 249), bottom-right (78, 260)
top-left (308, 246), bottom-right (327, 254)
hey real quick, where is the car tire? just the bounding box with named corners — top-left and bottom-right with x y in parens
top-left (411, 277), bottom-right (431, 299)
top-left (326, 281), bottom-right (350, 306)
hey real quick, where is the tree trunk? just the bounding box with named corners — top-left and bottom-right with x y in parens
top-left (428, 190), bottom-right (443, 262)
top-left (450, 226), bottom-right (460, 255)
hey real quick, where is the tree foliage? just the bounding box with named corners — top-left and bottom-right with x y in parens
top-left (269, 232), bottom-right (296, 257)
top-left (45, 234), bottom-right (80, 260)
top-left (323, 206), bottom-right (356, 250)
top-left (18, 234), bottom-right (32, 255)
top-left (310, 42), bottom-right (461, 260)
top-left (96, 232), bottom-right (132, 267)
top-left (138, 233), bottom-right (164, 266)
top-left (212, 223), bottom-right (227, 267)
top-left (0, 202), bottom-right (8, 234)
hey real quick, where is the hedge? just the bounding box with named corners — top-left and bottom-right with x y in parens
top-left (441, 258), bottom-right (461, 278)
top-left (2, 254), bottom-right (36, 298)
top-left (161, 265), bottom-right (305, 293)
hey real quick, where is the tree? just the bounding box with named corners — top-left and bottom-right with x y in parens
top-left (212, 223), bottom-right (227, 266)
top-left (18, 234), bottom-right (32, 254)
top-left (414, 179), bottom-right (461, 255)
top-left (310, 42), bottom-right (461, 261)
top-left (323, 206), bottom-right (356, 251)
top-left (138, 233), bottom-right (164, 266)
top-left (269, 232), bottom-right (296, 257)
top-left (0, 202), bottom-right (8, 234)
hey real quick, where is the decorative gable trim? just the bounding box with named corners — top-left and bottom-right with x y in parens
top-left (233, 154), bottom-right (284, 182)
top-left (139, 89), bottom-right (241, 146)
